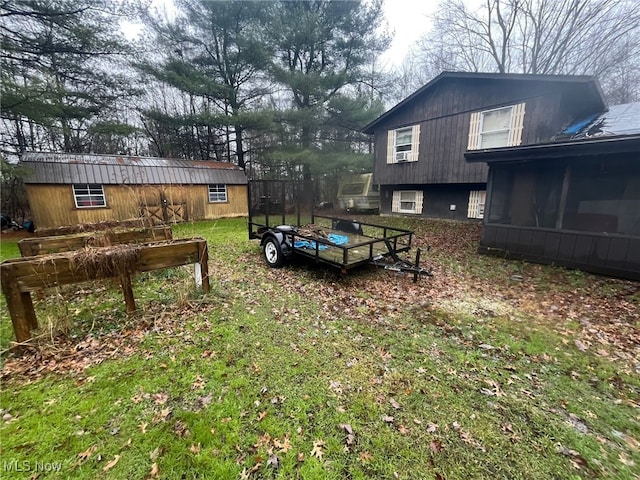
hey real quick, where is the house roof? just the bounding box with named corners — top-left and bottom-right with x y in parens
top-left (362, 71), bottom-right (606, 134)
top-left (20, 152), bottom-right (247, 185)
top-left (561, 102), bottom-right (640, 138)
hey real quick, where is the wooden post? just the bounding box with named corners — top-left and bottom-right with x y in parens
top-left (119, 271), bottom-right (137, 313)
top-left (1, 265), bottom-right (36, 343)
top-left (199, 241), bottom-right (210, 293)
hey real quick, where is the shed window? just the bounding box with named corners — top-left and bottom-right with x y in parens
top-left (468, 103), bottom-right (525, 150)
top-left (386, 125), bottom-right (420, 163)
top-left (208, 184), bottom-right (227, 203)
top-left (392, 190), bottom-right (423, 214)
top-left (73, 184), bottom-right (106, 208)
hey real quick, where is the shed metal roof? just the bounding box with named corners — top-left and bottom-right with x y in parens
top-left (20, 152), bottom-right (247, 185)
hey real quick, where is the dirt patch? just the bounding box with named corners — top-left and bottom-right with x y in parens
top-left (0, 230), bottom-right (32, 240)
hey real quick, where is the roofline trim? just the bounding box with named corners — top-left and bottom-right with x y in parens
top-left (464, 134), bottom-right (640, 163)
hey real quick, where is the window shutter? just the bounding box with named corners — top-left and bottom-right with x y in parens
top-left (415, 191), bottom-right (424, 214)
top-left (387, 130), bottom-right (395, 164)
top-left (508, 103), bottom-right (526, 146)
top-left (468, 112), bottom-right (481, 150)
top-left (410, 124), bottom-right (420, 161)
top-left (392, 191), bottom-right (400, 212)
top-left (468, 190), bottom-right (487, 218)
top-left (468, 191), bottom-right (479, 218)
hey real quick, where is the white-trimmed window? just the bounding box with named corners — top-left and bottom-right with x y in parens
top-left (468, 103), bottom-right (525, 150)
top-left (208, 184), bottom-right (227, 203)
top-left (392, 190), bottom-right (423, 214)
top-left (387, 124), bottom-right (420, 163)
top-left (467, 190), bottom-right (486, 219)
top-left (73, 184), bottom-right (106, 208)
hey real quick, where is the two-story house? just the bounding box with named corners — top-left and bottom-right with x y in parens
top-left (362, 72), bottom-right (606, 220)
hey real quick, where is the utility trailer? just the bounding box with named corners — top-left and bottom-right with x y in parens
top-left (248, 180), bottom-right (431, 280)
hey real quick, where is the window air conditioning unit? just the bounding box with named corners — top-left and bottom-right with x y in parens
top-left (395, 152), bottom-right (410, 162)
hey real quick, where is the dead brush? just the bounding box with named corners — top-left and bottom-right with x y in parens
top-left (69, 244), bottom-right (142, 279)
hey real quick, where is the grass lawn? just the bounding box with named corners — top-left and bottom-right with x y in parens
top-left (1, 217), bottom-right (638, 479)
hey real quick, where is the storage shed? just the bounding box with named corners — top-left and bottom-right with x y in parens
top-left (20, 152), bottom-right (248, 229)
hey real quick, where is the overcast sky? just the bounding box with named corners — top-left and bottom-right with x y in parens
top-left (122, 0), bottom-right (438, 67)
top-left (380, 0), bottom-right (436, 67)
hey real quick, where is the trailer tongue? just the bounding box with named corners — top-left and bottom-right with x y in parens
top-left (248, 180), bottom-right (432, 281)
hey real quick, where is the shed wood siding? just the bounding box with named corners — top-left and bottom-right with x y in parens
top-left (25, 184), bottom-right (248, 229)
top-left (373, 79), bottom-right (577, 186)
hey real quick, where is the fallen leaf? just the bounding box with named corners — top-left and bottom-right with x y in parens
top-left (148, 462), bottom-right (159, 478)
top-left (574, 339), bottom-right (588, 351)
top-left (273, 436), bottom-right (293, 453)
top-left (339, 423), bottom-right (353, 435)
top-left (153, 408), bottom-right (171, 424)
top-left (389, 398), bottom-right (401, 409)
top-left (310, 440), bottom-right (325, 459)
top-left (149, 447), bottom-right (160, 461)
top-left (258, 410), bottom-right (268, 422)
top-left (78, 445), bottom-right (97, 461)
top-left (427, 423), bottom-right (438, 433)
top-left (267, 454), bottom-right (279, 468)
top-left (382, 415), bottom-right (394, 423)
top-left (191, 375), bottom-right (206, 390)
top-left (139, 422), bottom-right (148, 434)
top-left (72, 444), bottom-right (97, 469)
top-left (173, 420), bottom-right (190, 438)
top-left (618, 452), bottom-right (636, 467)
top-left (359, 451), bottom-right (373, 463)
top-left (102, 454), bottom-right (120, 472)
top-left (297, 452), bottom-right (305, 462)
top-left (198, 393), bottom-right (213, 409)
top-left (151, 392), bottom-right (168, 405)
top-left (190, 443), bottom-right (201, 454)
top-left (398, 424), bottom-right (409, 435)
top-left (430, 439), bottom-right (443, 453)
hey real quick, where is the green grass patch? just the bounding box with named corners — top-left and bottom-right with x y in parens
top-left (1, 218), bottom-right (638, 479)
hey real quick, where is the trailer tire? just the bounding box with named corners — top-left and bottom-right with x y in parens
top-left (263, 237), bottom-right (285, 268)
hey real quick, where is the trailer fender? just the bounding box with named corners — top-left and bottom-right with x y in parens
top-left (260, 226), bottom-right (295, 268)
top-left (260, 226), bottom-right (294, 251)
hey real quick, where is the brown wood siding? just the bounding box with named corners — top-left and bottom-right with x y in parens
top-left (25, 184), bottom-right (248, 229)
top-left (374, 79), bottom-right (576, 187)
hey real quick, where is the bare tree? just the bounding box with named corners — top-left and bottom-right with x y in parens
top-left (410, 0), bottom-right (640, 103)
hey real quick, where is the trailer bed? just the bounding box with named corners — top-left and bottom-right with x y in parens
top-left (250, 214), bottom-right (413, 271)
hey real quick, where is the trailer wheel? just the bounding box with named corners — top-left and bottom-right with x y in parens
top-left (263, 237), bottom-right (285, 268)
